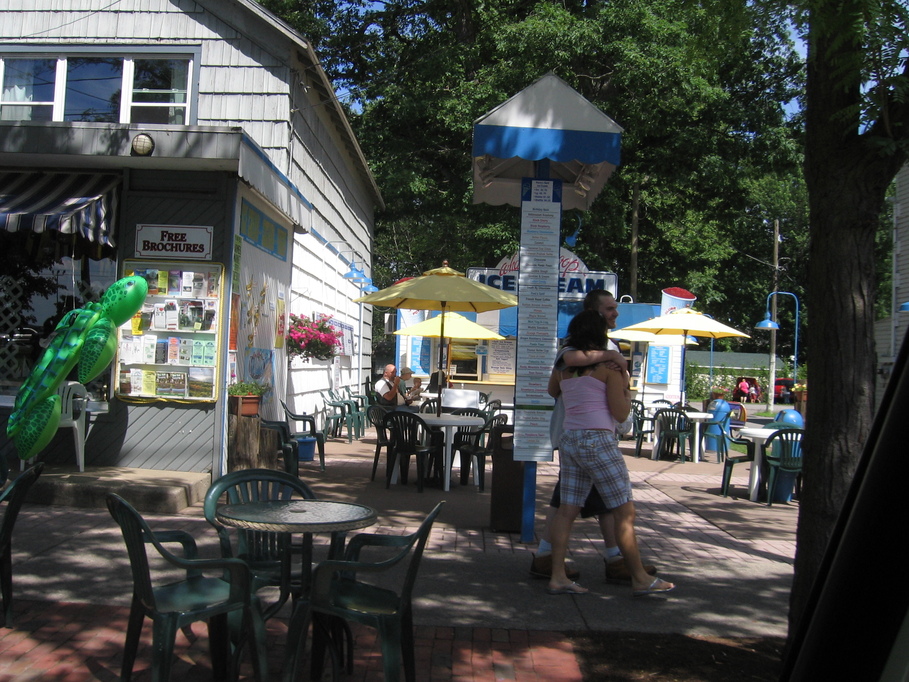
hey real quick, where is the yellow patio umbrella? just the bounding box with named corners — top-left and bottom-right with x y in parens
top-left (617, 308), bottom-right (750, 403)
top-left (610, 328), bottom-right (698, 403)
top-left (395, 311), bottom-right (504, 384)
top-left (354, 263), bottom-right (518, 414)
top-left (354, 265), bottom-right (518, 312)
top-left (610, 329), bottom-right (697, 345)
top-left (394, 311), bottom-right (504, 341)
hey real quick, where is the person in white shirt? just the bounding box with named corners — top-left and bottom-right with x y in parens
top-left (375, 364), bottom-right (404, 407)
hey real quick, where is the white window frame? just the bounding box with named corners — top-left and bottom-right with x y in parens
top-left (0, 47), bottom-right (200, 125)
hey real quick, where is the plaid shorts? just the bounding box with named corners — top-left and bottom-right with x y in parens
top-left (558, 429), bottom-right (632, 510)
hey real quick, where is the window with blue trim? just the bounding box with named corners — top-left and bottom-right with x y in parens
top-left (239, 199), bottom-right (288, 261)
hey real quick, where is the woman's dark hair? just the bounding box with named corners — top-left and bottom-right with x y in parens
top-left (565, 309), bottom-right (608, 351)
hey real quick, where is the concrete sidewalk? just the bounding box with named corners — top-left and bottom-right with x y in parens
top-left (1, 428), bottom-right (797, 680)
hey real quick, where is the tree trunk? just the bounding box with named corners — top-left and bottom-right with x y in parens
top-left (227, 415), bottom-right (271, 471)
top-left (790, 12), bottom-right (906, 637)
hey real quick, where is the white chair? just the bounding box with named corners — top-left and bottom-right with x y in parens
top-left (22, 381), bottom-right (87, 472)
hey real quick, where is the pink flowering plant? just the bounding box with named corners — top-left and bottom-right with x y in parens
top-left (287, 313), bottom-right (342, 361)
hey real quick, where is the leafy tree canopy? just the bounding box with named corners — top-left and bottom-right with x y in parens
top-left (264, 0), bottom-right (810, 350)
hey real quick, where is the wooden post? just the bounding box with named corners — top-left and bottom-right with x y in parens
top-left (227, 415), bottom-right (278, 471)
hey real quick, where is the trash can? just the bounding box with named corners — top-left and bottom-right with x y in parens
top-left (774, 409), bottom-right (804, 427)
top-left (703, 399), bottom-right (731, 452)
top-left (489, 425), bottom-right (522, 532)
top-left (295, 436), bottom-right (316, 462)
top-left (769, 472), bottom-right (798, 503)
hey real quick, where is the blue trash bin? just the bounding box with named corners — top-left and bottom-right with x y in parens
top-left (774, 409), bottom-right (804, 427)
top-left (703, 399), bottom-right (731, 452)
top-left (295, 436), bottom-right (316, 462)
top-left (770, 470), bottom-right (798, 503)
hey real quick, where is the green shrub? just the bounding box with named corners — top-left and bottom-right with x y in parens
top-left (227, 380), bottom-right (269, 396)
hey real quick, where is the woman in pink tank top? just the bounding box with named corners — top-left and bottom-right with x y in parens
top-left (546, 310), bottom-right (675, 598)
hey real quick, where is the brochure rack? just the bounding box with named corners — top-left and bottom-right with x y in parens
top-left (114, 259), bottom-right (224, 402)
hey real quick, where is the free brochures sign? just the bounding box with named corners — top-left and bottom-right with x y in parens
top-left (136, 224), bottom-right (213, 260)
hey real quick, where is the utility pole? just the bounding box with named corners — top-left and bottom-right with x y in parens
top-left (767, 219), bottom-right (779, 411)
top-left (629, 180), bottom-right (641, 299)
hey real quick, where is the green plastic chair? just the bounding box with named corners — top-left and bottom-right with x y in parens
top-left (366, 405), bottom-right (394, 482)
top-left (699, 406), bottom-right (731, 462)
top-left (720, 421), bottom-right (797, 497)
top-left (719, 433), bottom-right (756, 496)
top-left (652, 408), bottom-right (693, 461)
top-left (382, 411), bottom-right (443, 492)
top-left (763, 428), bottom-right (806, 506)
top-left (343, 385), bottom-right (369, 411)
top-left (330, 388), bottom-right (365, 440)
top-left (452, 413), bottom-right (507, 490)
top-left (259, 418), bottom-right (300, 477)
top-left (418, 398), bottom-right (439, 414)
top-left (1, 462), bottom-right (43, 628)
top-left (106, 493), bottom-right (267, 682)
top-left (280, 400), bottom-right (326, 470)
top-left (630, 400), bottom-right (655, 457)
top-left (203, 469), bottom-right (316, 620)
top-left (321, 390), bottom-right (357, 442)
top-left (483, 399), bottom-right (502, 419)
top-left (308, 502), bottom-right (444, 682)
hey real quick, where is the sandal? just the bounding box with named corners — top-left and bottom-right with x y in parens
top-left (632, 577), bottom-right (675, 597)
top-left (547, 581), bottom-right (589, 595)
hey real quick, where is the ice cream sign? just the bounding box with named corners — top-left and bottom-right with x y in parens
top-left (467, 248), bottom-right (617, 299)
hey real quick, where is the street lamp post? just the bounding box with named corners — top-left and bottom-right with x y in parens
top-left (351, 275), bottom-right (378, 393)
top-left (755, 291), bottom-right (800, 410)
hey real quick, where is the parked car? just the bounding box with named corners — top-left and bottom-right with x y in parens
top-left (775, 378), bottom-right (794, 403)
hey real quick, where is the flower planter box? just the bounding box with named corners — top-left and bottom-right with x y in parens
top-left (228, 395), bottom-right (261, 417)
top-left (793, 390), bottom-right (807, 421)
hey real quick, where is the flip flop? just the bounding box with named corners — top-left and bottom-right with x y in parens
top-left (547, 581), bottom-right (588, 595)
top-left (632, 578), bottom-right (676, 597)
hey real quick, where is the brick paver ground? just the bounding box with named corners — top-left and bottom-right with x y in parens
top-left (0, 427), bottom-right (794, 680)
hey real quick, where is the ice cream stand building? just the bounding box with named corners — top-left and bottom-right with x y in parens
top-left (0, 0), bottom-right (381, 478)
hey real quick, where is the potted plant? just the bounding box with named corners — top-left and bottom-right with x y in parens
top-left (286, 313), bottom-right (342, 362)
top-left (710, 386), bottom-right (729, 400)
top-left (227, 380), bottom-right (269, 416)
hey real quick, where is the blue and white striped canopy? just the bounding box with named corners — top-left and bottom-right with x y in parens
top-left (0, 172), bottom-right (120, 246)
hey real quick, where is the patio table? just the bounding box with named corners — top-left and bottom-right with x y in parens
top-left (217, 499), bottom-right (377, 682)
top-left (737, 427), bottom-right (776, 501)
top-left (684, 411), bottom-right (715, 463)
top-left (418, 413), bottom-right (485, 491)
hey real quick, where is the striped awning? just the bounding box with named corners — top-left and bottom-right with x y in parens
top-left (0, 172), bottom-right (120, 246)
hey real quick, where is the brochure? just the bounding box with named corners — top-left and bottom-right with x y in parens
top-left (188, 367), bottom-right (215, 398)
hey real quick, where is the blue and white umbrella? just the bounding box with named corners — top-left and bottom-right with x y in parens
top-left (472, 72), bottom-right (623, 211)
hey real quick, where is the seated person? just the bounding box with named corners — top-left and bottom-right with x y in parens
top-left (397, 367), bottom-right (419, 409)
top-left (374, 364), bottom-right (405, 407)
top-left (427, 370), bottom-right (447, 394)
top-left (405, 376), bottom-right (424, 402)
